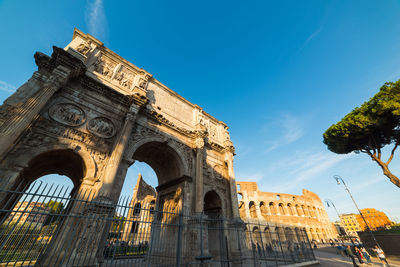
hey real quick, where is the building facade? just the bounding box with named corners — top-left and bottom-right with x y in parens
top-left (358, 208), bottom-right (392, 230)
top-left (237, 181), bottom-right (338, 243)
top-left (339, 213), bottom-right (362, 237)
top-left (8, 201), bottom-right (50, 226)
top-left (334, 222), bottom-right (347, 236)
top-left (339, 209), bottom-right (392, 238)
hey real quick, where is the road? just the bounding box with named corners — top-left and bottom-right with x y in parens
top-left (313, 249), bottom-right (400, 267)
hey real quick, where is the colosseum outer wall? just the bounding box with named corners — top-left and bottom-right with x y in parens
top-left (237, 181), bottom-right (338, 243)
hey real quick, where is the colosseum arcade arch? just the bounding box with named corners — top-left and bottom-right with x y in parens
top-left (0, 29), bottom-right (240, 265)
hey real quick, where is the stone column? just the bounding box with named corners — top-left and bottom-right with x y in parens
top-left (0, 65), bottom-right (72, 160)
top-left (224, 146), bottom-right (240, 218)
top-left (244, 197), bottom-right (251, 219)
top-left (99, 103), bottom-right (140, 200)
top-left (194, 137), bottom-right (204, 213)
top-left (255, 204), bottom-right (262, 220)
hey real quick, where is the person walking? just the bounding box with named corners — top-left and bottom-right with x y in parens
top-left (373, 245), bottom-right (390, 267)
top-left (346, 245), bottom-right (359, 267)
top-left (360, 247), bottom-right (372, 265)
top-left (354, 246), bottom-right (364, 264)
top-left (336, 244), bottom-right (346, 257)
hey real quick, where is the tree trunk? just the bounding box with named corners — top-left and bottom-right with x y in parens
top-left (380, 164), bottom-right (400, 188)
top-left (369, 155), bottom-right (400, 188)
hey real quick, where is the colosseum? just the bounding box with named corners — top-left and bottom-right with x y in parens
top-left (237, 181), bottom-right (338, 243)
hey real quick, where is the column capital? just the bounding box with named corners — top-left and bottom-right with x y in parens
top-left (126, 103), bottom-right (140, 122)
top-left (44, 65), bottom-right (72, 90)
top-left (35, 46), bottom-right (87, 78)
top-left (224, 151), bottom-right (234, 162)
top-left (194, 137), bottom-right (205, 149)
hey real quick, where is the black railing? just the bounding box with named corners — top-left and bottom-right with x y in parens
top-left (0, 182), bottom-right (316, 266)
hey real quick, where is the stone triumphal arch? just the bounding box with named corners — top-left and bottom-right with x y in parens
top-left (0, 29), bottom-right (241, 265)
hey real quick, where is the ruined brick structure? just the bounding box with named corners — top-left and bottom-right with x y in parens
top-left (122, 174), bottom-right (156, 244)
top-left (237, 181), bottom-right (338, 243)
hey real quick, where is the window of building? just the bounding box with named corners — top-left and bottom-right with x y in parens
top-left (130, 221), bottom-right (139, 233)
top-left (133, 203), bottom-right (141, 216)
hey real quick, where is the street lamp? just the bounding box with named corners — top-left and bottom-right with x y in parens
top-left (333, 175), bottom-right (382, 249)
top-left (325, 199), bottom-right (340, 219)
top-left (325, 199), bottom-right (352, 243)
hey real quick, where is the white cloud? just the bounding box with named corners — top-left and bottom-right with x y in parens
top-left (262, 150), bottom-right (350, 193)
top-left (298, 25), bottom-right (323, 52)
top-left (350, 176), bottom-right (385, 194)
top-left (264, 113), bottom-right (305, 153)
top-left (0, 80), bottom-right (16, 93)
top-left (236, 172), bottom-right (264, 183)
top-left (86, 0), bottom-right (108, 41)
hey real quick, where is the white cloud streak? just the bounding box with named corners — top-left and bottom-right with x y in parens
top-left (86, 0), bottom-right (108, 41)
top-left (236, 172), bottom-right (265, 183)
top-left (264, 113), bottom-right (305, 153)
top-left (0, 80), bottom-right (16, 93)
top-left (298, 25), bottom-right (323, 52)
top-left (262, 150), bottom-right (350, 193)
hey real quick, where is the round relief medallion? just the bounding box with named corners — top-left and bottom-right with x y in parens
top-left (48, 103), bottom-right (86, 126)
top-left (87, 117), bottom-right (115, 138)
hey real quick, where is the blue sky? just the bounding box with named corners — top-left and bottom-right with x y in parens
top-left (0, 0), bottom-right (399, 222)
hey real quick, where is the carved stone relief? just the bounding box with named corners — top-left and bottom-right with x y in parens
top-left (7, 116), bottom-right (112, 160)
top-left (138, 78), bottom-right (147, 89)
top-left (87, 117), bottom-right (115, 138)
top-left (198, 113), bottom-right (219, 140)
top-left (202, 153), bottom-right (212, 179)
top-left (92, 54), bottom-right (137, 90)
top-left (213, 164), bottom-right (224, 180)
top-left (114, 66), bottom-right (135, 89)
top-left (86, 147), bottom-right (108, 179)
top-left (49, 103), bottom-right (86, 126)
top-left (76, 40), bottom-right (92, 55)
top-left (93, 53), bottom-right (116, 79)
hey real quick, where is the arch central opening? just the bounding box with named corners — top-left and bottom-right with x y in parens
top-left (132, 141), bottom-right (184, 186)
top-left (116, 140), bottom-right (187, 258)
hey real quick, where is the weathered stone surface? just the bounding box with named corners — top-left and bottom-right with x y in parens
top-left (0, 28), bottom-right (239, 266)
top-left (237, 181), bottom-right (338, 243)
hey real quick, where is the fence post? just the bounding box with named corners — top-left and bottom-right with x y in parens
top-left (176, 212), bottom-right (183, 267)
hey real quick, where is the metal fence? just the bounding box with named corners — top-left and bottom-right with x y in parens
top-left (0, 182), bottom-right (315, 266)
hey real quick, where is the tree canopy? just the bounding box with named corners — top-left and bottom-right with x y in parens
top-left (44, 200), bottom-right (65, 225)
top-left (323, 80), bottom-right (400, 188)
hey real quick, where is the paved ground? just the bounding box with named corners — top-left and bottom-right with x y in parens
top-left (313, 249), bottom-right (400, 267)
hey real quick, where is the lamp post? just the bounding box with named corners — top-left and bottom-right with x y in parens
top-left (333, 175), bottom-right (382, 249)
top-left (325, 199), bottom-right (340, 219)
top-left (325, 199), bottom-right (352, 244)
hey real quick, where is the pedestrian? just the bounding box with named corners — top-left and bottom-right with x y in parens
top-left (336, 244), bottom-right (345, 257)
top-left (360, 247), bottom-right (372, 265)
top-left (373, 245), bottom-right (390, 267)
top-left (346, 245), bottom-right (359, 267)
top-left (354, 246), bottom-right (364, 264)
